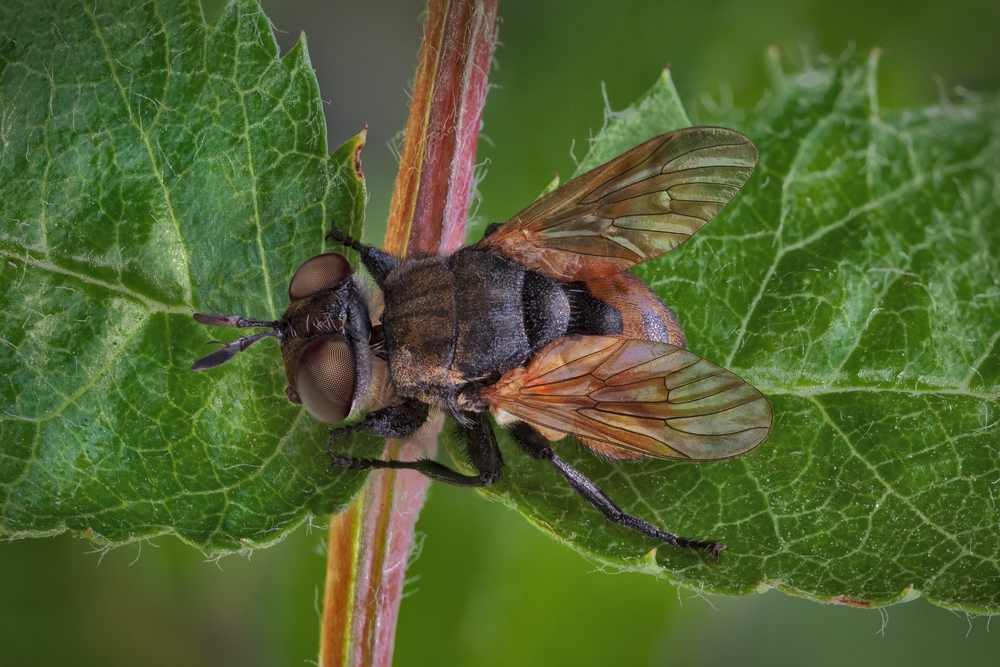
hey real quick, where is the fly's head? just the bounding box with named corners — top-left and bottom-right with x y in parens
top-left (192, 251), bottom-right (385, 424)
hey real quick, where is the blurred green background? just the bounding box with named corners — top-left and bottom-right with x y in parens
top-left (3, 0), bottom-right (999, 665)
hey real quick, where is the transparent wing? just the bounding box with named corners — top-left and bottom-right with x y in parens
top-left (477, 126), bottom-right (758, 280)
top-left (484, 336), bottom-right (772, 460)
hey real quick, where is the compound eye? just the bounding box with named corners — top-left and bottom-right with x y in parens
top-left (292, 334), bottom-right (356, 423)
top-left (288, 252), bottom-right (352, 301)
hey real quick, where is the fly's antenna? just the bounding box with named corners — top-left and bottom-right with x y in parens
top-left (191, 307), bottom-right (280, 371)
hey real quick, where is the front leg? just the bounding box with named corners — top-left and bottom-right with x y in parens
top-left (330, 397), bottom-right (431, 441)
top-left (325, 220), bottom-right (399, 287)
top-left (329, 409), bottom-right (504, 488)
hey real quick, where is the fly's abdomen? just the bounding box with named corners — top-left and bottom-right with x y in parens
top-left (451, 249), bottom-right (541, 379)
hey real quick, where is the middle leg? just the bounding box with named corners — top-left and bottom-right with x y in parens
top-left (329, 410), bottom-right (504, 488)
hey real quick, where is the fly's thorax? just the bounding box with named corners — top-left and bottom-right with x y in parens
top-left (379, 249), bottom-right (579, 407)
top-left (379, 255), bottom-right (457, 401)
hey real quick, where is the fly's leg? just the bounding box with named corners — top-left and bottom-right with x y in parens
top-left (325, 221), bottom-right (399, 287)
top-left (482, 222), bottom-right (503, 238)
top-left (330, 398), bottom-right (431, 441)
top-left (329, 409), bottom-right (503, 488)
top-left (508, 422), bottom-right (726, 561)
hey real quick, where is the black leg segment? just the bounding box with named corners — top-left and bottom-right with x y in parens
top-left (509, 422), bottom-right (726, 560)
top-left (326, 220), bottom-right (399, 286)
top-left (328, 411), bottom-right (504, 488)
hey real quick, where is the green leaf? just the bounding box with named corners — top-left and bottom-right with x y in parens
top-left (447, 52), bottom-right (1000, 612)
top-left (0, 0), bottom-right (377, 553)
top-left (3, 0), bottom-right (997, 616)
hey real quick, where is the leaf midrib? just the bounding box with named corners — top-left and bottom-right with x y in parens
top-left (764, 387), bottom-right (999, 397)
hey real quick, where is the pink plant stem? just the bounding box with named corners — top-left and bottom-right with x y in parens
top-left (319, 1), bottom-right (499, 665)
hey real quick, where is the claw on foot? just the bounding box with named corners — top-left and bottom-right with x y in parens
top-left (327, 455), bottom-right (360, 472)
top-left (682, 539), bottom-right (727, 563)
